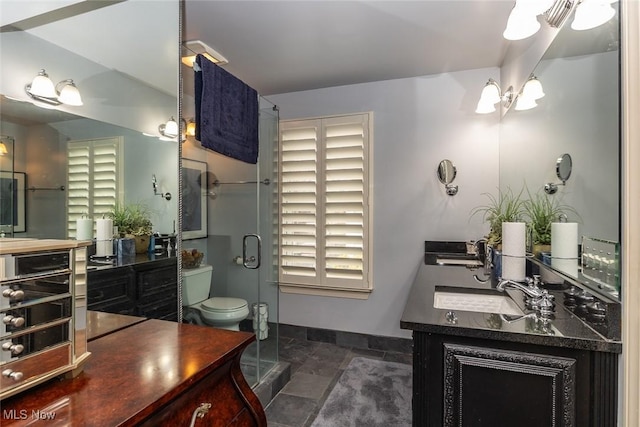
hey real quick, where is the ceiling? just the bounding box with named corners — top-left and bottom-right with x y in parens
top-left (184, 0), bottom-right (516, 95)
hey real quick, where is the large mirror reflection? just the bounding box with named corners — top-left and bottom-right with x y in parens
top-left (499, 4), bottom-right (620, 299)
top-left (0, 0), bottom-right (180, 318)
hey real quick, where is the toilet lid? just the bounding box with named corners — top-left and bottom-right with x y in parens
top-left (201, 297), bottom-right (248, 312)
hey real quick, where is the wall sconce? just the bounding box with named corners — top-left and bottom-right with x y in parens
top-left (571, 0), bottom-right (617, 30)
top-left (503, 0), bottom-right (555, 40)
top-left (0, 142), bottom-right (8, 156)
top-left (475, 79), bottom-right (514, 114)
top-left (181, 40), bottom-right (228, 68)
top-left (25, 69), bottom-right (83, 106)
top-left (152, 174), bottom-right (172, 200)
top-left (186, 119), bottom-right (196, 137)
top-left (515, 75), bottom-right (545, 111)
top-left (158, 117), bottom-right (179, 141)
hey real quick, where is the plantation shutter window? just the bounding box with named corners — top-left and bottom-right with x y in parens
top-left (67, 137), bottom-right (122, 238)
top-left (279, 113), bottom-right (372, 298)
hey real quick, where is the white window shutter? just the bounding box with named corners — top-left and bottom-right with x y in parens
top-left (67, 137), bottom-right (122, 238)
top-left (279, 113), bottom-right (371, 295)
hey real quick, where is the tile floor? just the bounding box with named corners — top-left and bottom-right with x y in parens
top-left (264, 335), bottom-right (412, 427)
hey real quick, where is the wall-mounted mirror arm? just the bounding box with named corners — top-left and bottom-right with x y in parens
top-left (544, 153), bottom-right (573, 194)
top-left (152, 174), bottom-right (172, 200)
top-left (437, 159), bottom-right (458, 196)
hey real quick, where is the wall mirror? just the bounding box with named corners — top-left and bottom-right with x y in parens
top-left (499, 4), bottom-right (620, 300)
top-left (437, 159), bottom-right (457, 185)
top-left (545, 153), bottom-right (573, 195)
top-left (0, 1), bottom-right (179, 303)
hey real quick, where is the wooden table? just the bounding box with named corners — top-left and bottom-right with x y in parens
top-left (87, 310), bottom-right (148, 341)
top-left (1, 320), bottom-right (266, 426)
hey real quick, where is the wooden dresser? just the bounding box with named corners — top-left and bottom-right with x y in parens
top-left (1, 319), bottom-right (267, 426)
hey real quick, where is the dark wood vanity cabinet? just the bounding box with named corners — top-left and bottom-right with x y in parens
top-left (413, 332), bottom-right (618, 427)
top-left (87, 267), bottom-right (136, 314)
top-left (88, 257), bottom-right (178, 321)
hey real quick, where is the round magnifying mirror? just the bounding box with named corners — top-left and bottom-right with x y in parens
top-left (437, 159), bottom-right (457, 184)
top-left (556, 153), bottom-right (572, 183)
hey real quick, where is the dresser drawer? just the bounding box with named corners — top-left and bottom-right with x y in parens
top-left (140, 359), bottom-right (259, 427)
top-left (1, 342), bottom-right (70, 395)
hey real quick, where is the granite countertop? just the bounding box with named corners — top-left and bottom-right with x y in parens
top-left (400, 263), bottom-right (622, 353)
top-left (87, 253), bottom-right (177, 271)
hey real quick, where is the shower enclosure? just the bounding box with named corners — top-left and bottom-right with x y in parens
top-left (182, 96), bottom-right (279, 388)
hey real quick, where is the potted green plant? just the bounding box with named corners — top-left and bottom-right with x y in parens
top-left (108, 203), bottom-right (153, 253)
top-left (523, 190), bottom-right (579, 256)
top-left (470, 187), bottom-right (525, 248)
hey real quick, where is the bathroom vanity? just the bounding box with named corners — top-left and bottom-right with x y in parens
top-left (1, 318), bottom-right (267, 426)
top-left (401, 253), bottom-right (621, 427)
top-left (87, 255), bottom-right (178, 321)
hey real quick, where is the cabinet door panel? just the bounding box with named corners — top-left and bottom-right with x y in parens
top-left (443, 343), bottom-right (576, 427)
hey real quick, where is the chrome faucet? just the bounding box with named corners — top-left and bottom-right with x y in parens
top-left (497, 277), bottom-right (544, 299)
top-left (497, 276), bottom-right (555, 318)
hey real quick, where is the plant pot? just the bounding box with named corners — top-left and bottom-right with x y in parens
top-left (133, 235), bottom-right (151, 254)
top-left (533, 244), bottom-right (551, 258)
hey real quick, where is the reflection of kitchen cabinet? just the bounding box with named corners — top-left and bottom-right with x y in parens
top-left (414, 332), bottom-right (617, 427)
top-left (87, 257), bottom-right (177, 321)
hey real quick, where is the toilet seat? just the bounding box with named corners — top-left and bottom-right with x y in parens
top-left (201, 297), bottom-right (248, 313)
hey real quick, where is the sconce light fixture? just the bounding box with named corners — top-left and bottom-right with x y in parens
top-left (571, 0), bottom-right (617, 30)
top-left (0, 142), bottom-right (8, 156)
top-left (158, 117), bottom-right (179, 141)
top-left (515, 75), bottom-right (545, 111)
top-left (25, 69), bottom-right (83, 106)
top-left (181, 40), bottom-right (228, 68)
top-left (503, 0), bottom-right (555, 40)
top-left (475, 79), bottom-right (514, 114)
top-left (186, 119), bottom-right (196, 137)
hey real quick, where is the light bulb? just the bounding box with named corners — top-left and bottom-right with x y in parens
top-left (28, 69), bottom-right (57, 98)
top-left (57, 80), bottom-right (83, 106)
top-left (503, 8), bottom-right (541, 40)
top-left (522, 77), bottom-right (545, 100)
top-left (571, 0), bottom-right (616, 30)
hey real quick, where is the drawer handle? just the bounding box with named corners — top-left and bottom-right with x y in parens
top-left (2, 289), bottom-right (25, 301)
top-left (2, 369), bottom-right (24, 382)
top-left (3, 315), bottom-right (25, 328)
top-left (1, 342), bottom-right (24, 355)
top-left (188, 402), bottom-right (212, 427)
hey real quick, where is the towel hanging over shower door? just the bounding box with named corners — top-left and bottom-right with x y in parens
top-left (195, 54), bottom-right (259, 164)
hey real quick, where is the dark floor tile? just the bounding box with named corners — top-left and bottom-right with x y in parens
top-left (341, 348), bottom-right (384, 369)
top-left (279, 338), bottom-right (321, 371)
top-left (281, 372), bottom-right (333, 401)
top-left (335, 330), bottom-right (370, 350)
top-left (265, 393), bottom-right (317, 427)
top-left (297, 344), bottom-right (349, 377)
top-left (384, 351), bottom-right (413, 365)
top-left (368, 335), bottom-right (413, 354)
top-left (307, 327), bottom-right (337, 344)
top-left (279, 323), bottom-right (307, 340)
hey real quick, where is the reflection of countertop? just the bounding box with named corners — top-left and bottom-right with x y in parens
top-left (87, 253), bottom-right (177, 271)
top-left (87, 310), bottom-right (147, 341)
top-left (2, 320), bottom-right (266, 426)
top-left (0, 238), bottom-right (91, 254)
top-left (400, 263), bottom-right (621, 353)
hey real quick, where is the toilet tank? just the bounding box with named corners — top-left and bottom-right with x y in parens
top-left (181, 264), bottom-right (213, 305)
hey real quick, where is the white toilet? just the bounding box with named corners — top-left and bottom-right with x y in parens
top-left (181, 264), bottom-right (249, 331)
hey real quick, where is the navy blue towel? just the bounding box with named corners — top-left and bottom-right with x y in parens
top-left (195, 54), bottom-right (259, 164)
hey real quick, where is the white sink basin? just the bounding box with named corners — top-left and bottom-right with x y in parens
top-left (436, 257), bottom-right (483, 267)
top-left (434, 290), bottom-right (524, 315)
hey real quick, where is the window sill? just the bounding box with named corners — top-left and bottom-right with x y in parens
top-left (279, 283), bottom-right (372, 300)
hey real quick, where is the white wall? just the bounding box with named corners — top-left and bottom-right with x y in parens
top-left (500, 51), bottom-right (619, 242)
top-left (268, 67), bottom-right (500, 338)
